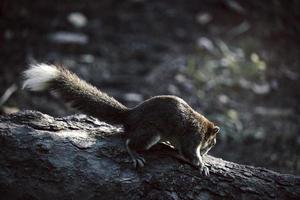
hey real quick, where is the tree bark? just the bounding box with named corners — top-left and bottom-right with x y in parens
top-left (0, 111), bottom-right (299, 200)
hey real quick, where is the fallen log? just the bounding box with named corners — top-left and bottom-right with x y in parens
top-left (0, 111), bottom-right (299, 200)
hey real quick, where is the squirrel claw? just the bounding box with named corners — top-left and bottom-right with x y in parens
top-left (200, 165), bottom-right (210, 176)
top-left (132, 155), bottom-right (146, 168)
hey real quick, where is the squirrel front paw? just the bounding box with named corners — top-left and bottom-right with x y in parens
top-left (191, 158), bottom-right (210, 176)
top-left (199, 164), bottom-right (210, 176)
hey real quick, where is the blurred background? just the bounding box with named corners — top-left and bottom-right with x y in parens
top-left (0, 0), bottom-right (299, 175)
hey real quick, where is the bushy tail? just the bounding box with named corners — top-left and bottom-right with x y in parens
top-left (23, 63), bottom-right (129, 125)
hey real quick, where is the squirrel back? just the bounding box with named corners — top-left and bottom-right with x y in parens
top-left (23, 64), bottom-right (128, 125)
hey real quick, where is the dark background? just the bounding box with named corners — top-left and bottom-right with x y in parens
top-left (1, 0), bottom-right (299, 175)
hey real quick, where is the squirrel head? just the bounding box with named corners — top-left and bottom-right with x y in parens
top-left (180, 114), bottom-right (220, 166)
top-left (199, 121), bottom-right (220, 156)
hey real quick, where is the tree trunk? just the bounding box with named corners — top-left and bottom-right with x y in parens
top-left (0, 111), bottom-right (299, 200)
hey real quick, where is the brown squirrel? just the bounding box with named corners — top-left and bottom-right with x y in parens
top-left (23, 63), bottom-right (220, 176)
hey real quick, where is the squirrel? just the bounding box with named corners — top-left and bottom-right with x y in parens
top-left (22, 63), bottom-right (220, 176)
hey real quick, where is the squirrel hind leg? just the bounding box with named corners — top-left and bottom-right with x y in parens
top-left (126, 130), bottom-right (161, 168)
top-left (126, 139), bottom-right (146, 168)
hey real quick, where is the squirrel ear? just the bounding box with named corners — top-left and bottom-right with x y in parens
top-left (213, 126), bottom-right (220, 134)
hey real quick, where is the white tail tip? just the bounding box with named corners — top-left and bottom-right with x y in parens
top-left (23, 63), bottom-right (60, 91)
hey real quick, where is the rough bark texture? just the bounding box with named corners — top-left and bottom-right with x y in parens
top-left (0, 111), bottom-right (299, 200)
